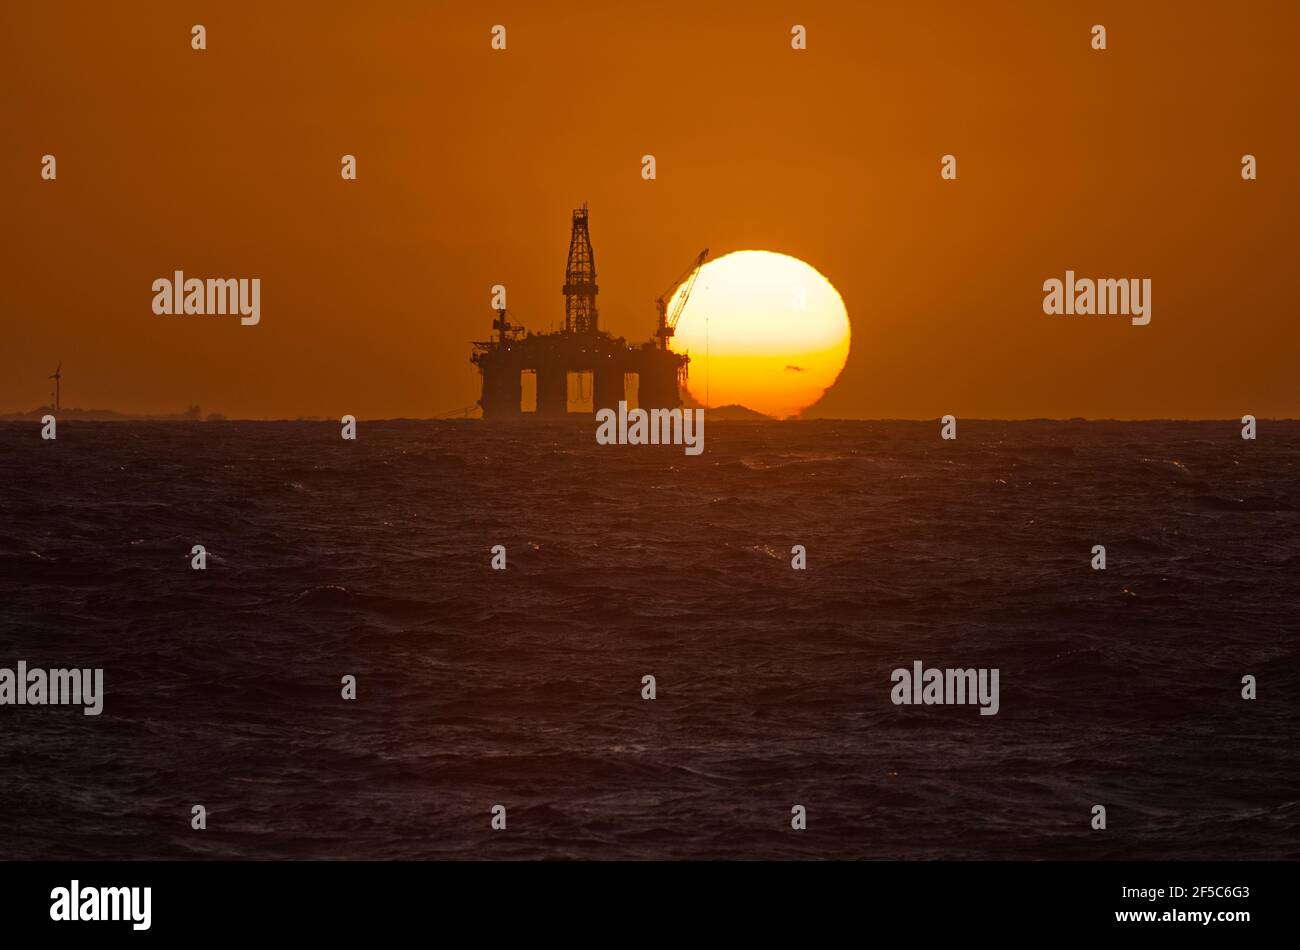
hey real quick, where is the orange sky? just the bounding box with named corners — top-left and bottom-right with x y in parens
top-left (3, 1), bottom-right (1297, 419)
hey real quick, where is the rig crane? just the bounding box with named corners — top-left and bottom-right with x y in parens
top-left (654, 248), bottom-right (708, 350)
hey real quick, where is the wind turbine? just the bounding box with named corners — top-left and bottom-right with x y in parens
top-left (48, 362), bottom-right (62, 411)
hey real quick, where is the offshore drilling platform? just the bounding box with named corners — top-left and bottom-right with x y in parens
top-left (472, 206), bottom-right (706, 419)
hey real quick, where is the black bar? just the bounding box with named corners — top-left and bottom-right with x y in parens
top-left (0, 860), bottom-right (1286, 938)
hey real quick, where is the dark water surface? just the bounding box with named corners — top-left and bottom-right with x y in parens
top-left (1, 419), bottom-right (1297, 859)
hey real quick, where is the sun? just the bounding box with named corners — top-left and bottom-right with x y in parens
top-left (669, 250), bottom-right (850, 419)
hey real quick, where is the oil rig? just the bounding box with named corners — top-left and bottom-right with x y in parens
top-left (472, 206), bottom-right (706, 419)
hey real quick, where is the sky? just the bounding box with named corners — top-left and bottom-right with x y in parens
top-left (3, 1), bottom-right (1297, 419)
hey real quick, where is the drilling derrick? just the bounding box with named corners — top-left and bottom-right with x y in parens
top-left (562, 206), bottom-right (599, 334)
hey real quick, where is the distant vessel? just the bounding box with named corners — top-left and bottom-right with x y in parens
top-left (471, 205), bottom-right (705, 419)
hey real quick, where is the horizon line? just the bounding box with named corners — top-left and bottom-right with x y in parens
top-left (1, 412), bottom-right (1296, 424)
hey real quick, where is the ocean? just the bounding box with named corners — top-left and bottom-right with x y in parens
top-left (1, 419), bottom-right (1297, 859)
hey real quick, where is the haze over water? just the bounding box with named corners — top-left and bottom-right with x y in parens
top-left (1, 420), bottom-right (1296, 859)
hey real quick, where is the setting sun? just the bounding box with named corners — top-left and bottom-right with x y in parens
top-left (670, 251), bottom-right (851, 418)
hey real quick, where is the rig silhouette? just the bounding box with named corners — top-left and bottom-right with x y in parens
top-left (472, 206), bottom-right (706, 419)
